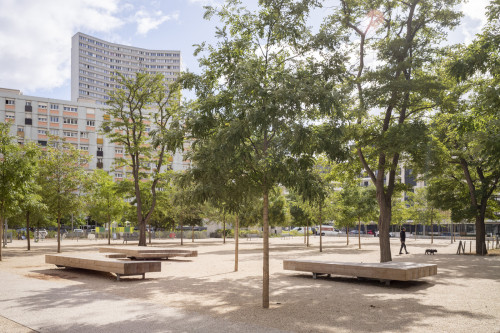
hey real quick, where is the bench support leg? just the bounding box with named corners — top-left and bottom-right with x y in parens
top-left (142, 273), bottom-right (145, 279)
top-left (117, 274), bottom-right (121, 281)
top-left (380, 279), bottom-right (390, 286)
top-left (313, 273), bottom-right (317, 279)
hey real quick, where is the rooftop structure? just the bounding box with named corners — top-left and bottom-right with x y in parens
top-left (71, 32), bottom-right (181, 104)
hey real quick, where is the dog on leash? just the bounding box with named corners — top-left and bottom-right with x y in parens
top-left (425, 249), bottom-right (437, 255)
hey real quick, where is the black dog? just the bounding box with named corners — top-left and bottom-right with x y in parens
top-left (425, 249), bottom-right (437, 255)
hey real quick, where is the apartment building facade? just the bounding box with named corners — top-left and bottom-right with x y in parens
top-left (71, 32), bottom-right (181, 104)
top-left (0, 88), bottom-right (190, 179)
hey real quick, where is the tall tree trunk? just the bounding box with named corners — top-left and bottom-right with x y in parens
top-left (57, 214), bottom-right (61, 253)
top-left (262, 189), bottom-right (270, 309)
top-left (450, 223), bottom-right (453, 244)
top-left (235, 215), bottom-right (239, 272)
top-left (191, 225), bottom-right (194, 243)
top-left (377, 198), bottom-right (392, 263)
top-left (306, 219), bottom-right (309, 247)
top-left (108, 214), bottom-right (111, 245)
top-left (346, 226), bottom-right (349, 245)
top-left (358, 217), bottom-right (361, 249)
top-left (26, 211), bottom-right (31, 251)
top-left (149, 227), bottom-right (152, 244)
top-left (319, 204), bottom-right (323, 253)
top-left (476, 208), bottom-right (487, 255)
top-left (180, 220), bottom-right (184, 246)
top-left (223, 215), bottom-right (226, 244)
top-left (0, 215), bottom-right (4, 260)
top-left (431, 221), bottom-right (434, 244)
top-left (134, 164), bottom-right (147, 247)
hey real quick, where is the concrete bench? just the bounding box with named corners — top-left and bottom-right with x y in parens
top-left (99, 246), bottom-right (198, 260)
top-left (283, 259), bottom-right (437, 285)
top-left (46, 253), bottom-right (161, 281)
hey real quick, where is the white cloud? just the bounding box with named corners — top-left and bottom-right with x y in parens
top-left (133, 9), bottom-right (178, 35)
top-left (461, 0), bottom-right (489, 43)
top-left (188, 0), bottom-right (222, 6)
top-left (0, 0), bottom-right (123, 94)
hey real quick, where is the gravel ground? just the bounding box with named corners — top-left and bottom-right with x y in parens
top-left (0, 235), bottom-right (499, 332)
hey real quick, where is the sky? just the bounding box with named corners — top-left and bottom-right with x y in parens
top-left (0, 0), bottom-right (491, 102)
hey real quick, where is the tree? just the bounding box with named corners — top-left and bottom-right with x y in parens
top-left (103, 72), bottom-right (184, 246)
top-left (184, 0), bottom-right (340, 308)
top-left (39, 138), bottom-right (89, 253)
top-left (409, 187), bottom-right (446, 243)
top-left (427, 0), bottom-right (500, 255)
top-left (86, 170), bottom-right (126, 244)
top-left (333, 183), bottom-right (378, 248)
top-left (323, 0), bottom-right (463, 262)
top-left (0, 124), bottom-right (39, 259)
top-left (16, 142), bottom-right (45, 251)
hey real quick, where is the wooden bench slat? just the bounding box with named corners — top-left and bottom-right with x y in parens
top-left (46, 254), bottom-right (161, 280)
top-left (98, 246), bottom-right (198, 259)
top-left (283, 259), bottom-right (437, 282)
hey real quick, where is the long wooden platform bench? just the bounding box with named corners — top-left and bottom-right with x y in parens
top-left (283, 259), bottom-right (437, 285)
top-left (99, 246), bottom-right (198, 260)
top-left (46, 253), bottom-right (161, 281)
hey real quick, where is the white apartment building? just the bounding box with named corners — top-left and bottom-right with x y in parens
top-left (0, 88), bottom-right (190, 179)
top-left (72, 32), bottom-right (181, 104)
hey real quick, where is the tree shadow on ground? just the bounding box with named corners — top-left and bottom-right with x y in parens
top-left (23, 265), bottom-right (494, 333)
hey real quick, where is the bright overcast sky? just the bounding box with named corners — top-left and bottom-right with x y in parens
top-left (0, 0), bottom-right (491, 101)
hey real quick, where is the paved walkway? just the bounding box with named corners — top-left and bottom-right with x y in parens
top-left (0, 271), bottom-right (284, 333)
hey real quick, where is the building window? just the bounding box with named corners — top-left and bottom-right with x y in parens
top-left (38, 104), bottom-right (47, 109)
top-left (5, 112), bottom-right (15, 119)
top-left (38, 115), bottom-right (48, 122)
top-left (86, 120), bottom-right (95, 126)
top-left (86, 108), bottom-right (95, 114)
top-left (63, 131), bottom-right (78, 138)
top-left (26, 101), bottom-right (32, 106)
top-left (97, 146), bottom-right (103, 152)
top-left (63, 106), bottom-right (78, 112)
top-left (17, 126), bottom-right (24, 132)
top-left (50, 104), bottom-right (59, 110)
top-left (38, 129), bottom-right (47, 135)
top-left (115, 148), bottom-right (123, 154)
top-left (115, 173), bottom-right (123, 178)
top-left (50, 116), bottom-right (59, 123)
top-left (5, 99), bottom-right (15, 105)
top-left (49, 129), bottom-right (59, 135)
top-left (80, 132), bottom-right (89, 139)
top-left (63, 118), bottom-right (78, 125)
top-left (80, 145), bottom-right (89, 151)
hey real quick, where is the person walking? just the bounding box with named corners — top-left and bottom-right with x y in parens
top-left (399, 227), bottom-right (409, 254)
